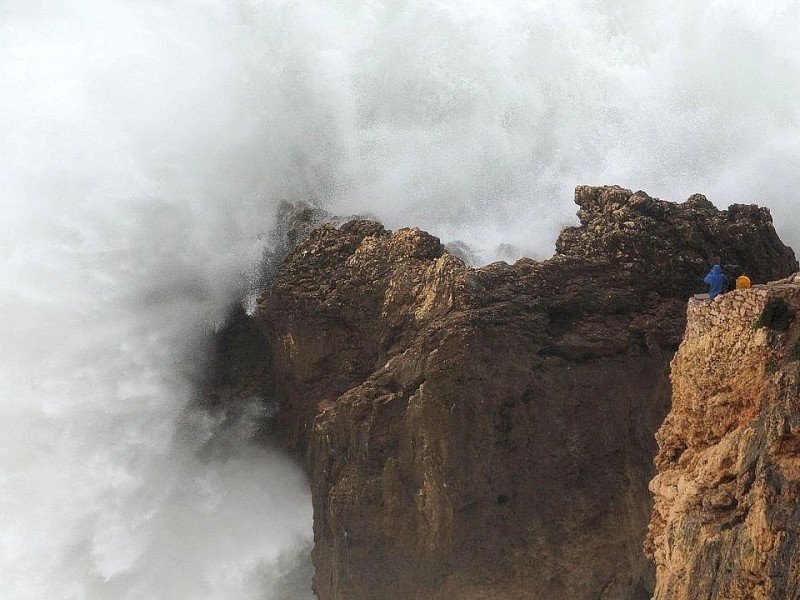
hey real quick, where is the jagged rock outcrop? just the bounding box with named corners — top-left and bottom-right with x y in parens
top-left (557, 188), bottom-right (788, 298)
top-left (206, 185), bottom-right (797, 599)
top-left (647, 274), bottom-right (800, 599)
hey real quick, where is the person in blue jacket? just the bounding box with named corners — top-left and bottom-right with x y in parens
top-left (704, 263), bottom-right (727, 300)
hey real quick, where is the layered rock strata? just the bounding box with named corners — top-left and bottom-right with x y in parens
top-left (647, 274), bottom-right (800, 599)
top-left (207, 185), bottom-right (797, 599)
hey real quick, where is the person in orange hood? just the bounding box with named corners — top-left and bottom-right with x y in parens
top-left (736, 274), bottom-right (751, 289)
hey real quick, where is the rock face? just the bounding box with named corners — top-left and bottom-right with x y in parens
top-left (647, 274), bottom-right (800, 599)
top-left (209, 185), bottom-right (797, 599)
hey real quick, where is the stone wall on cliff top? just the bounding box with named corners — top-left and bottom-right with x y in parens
top-left (647, 273), bottom-right (800, 600)
top-left (202, 185), bottom-right (797, 600)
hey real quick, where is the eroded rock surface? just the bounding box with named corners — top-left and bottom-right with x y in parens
top-left (647, 274), bottom-right (800, 599)
top-left (207, 185), bottom-right (797, 599)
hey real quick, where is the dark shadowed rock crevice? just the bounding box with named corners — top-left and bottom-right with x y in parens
top-left (200, 185), bottom-right (797, 599)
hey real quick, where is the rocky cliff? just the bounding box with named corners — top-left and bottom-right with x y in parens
top-left (203, 185), bottom-right (797, 599)
top-left (647, 274), bottom-right (800, 599)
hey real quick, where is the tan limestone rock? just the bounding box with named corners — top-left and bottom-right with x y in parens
top-left (647, 282), bottom-right (800, 599)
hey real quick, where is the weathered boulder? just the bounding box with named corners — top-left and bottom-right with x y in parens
top-left (207, 185), bottom-right (797, 599)
top-left (647, 274), bottom-right (800, 599)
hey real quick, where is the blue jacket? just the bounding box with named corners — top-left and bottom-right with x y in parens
top-left (704, 264), bottom-right (727, 299)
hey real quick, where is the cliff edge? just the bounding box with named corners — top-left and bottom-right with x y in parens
top-left (203, 185), bottom-right (797, 599)
top-left (647, 274), bottom-right (800, 599)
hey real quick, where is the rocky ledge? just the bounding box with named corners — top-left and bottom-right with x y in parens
top-left (647, 274), bottom-right (800, 599)
top-left (202, 186), bottom-right (797, 599)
